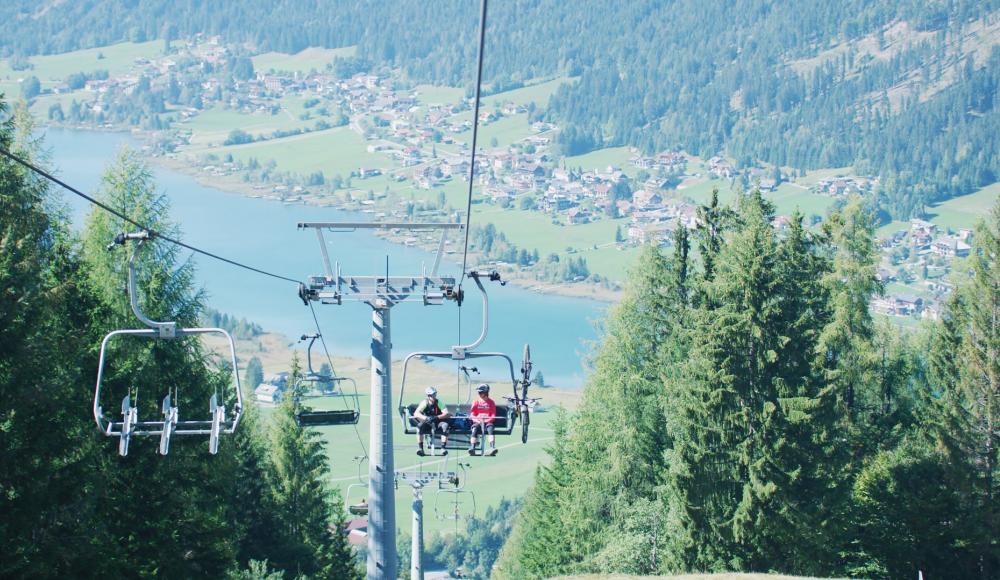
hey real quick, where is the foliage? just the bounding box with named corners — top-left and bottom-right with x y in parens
top-left (0, 105), bottom-right (357, 578)
top-left (501, 191), bottom-right (1000, 578)
top-left (424, 497), bottom-right (522, 579)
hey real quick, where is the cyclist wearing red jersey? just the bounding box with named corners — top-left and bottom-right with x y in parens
top-left (469, 384), bottom-right (497, 456)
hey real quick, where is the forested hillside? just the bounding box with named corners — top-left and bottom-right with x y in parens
top-left (0, 99), bottom-right (358, 578)
top-left (3, 1), bottom-right (1000, 218)
top-left (493, 191), bottom-right (1000, 578)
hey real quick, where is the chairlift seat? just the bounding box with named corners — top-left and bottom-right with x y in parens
top-left (399, 403), bottom-right (514, 435)
top-left (296, 408), bottom-right (360, 426)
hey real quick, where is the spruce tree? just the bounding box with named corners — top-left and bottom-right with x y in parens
top-left (267, 355), bottom-right (358, 578)
top-left (665, 191), bottom-right (840, 573)
top-left (924, 200), bottom-right (1000, 578)
top-left (493, 410), bottom-right (575, 579)
top-left (0, 98), bottom-right (106, 577)
top-left (80, 148), bottom-right (242, 576)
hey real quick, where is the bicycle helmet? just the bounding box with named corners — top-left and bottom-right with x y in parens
top-left (425, 386), bottom-right (438, 397)
top-left (476, 383), bottom-right (490, 394)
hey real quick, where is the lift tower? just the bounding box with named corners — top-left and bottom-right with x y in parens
top-left (298, 221), bottom-right (464, 579)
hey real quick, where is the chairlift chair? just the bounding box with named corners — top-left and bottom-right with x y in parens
top-left (345, 456), bottom-right (369, 516)
top-left (93, 232), bottom-right (243, 456)
top-left (397, 271), bottom-right (530, 449)
top-left (293, 333), bottom-right (361, 427)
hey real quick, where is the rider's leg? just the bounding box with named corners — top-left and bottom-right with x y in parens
top-left (439, 420), bottom-right (449, 447)
top-left (469, 423), bottom-right (480, 452)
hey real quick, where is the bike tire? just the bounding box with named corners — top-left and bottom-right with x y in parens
top-left (521, 408), bottom-right (530, 443)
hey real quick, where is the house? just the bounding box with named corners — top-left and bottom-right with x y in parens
top-left (263, 372), bottom-right (289, 388)
top-left (876, 267), bottom-right (896, 282)
top-left (552, 168), bottom-right (573, 182)
top-left (628, 222), bottom-right (674, 245)
top-left (345, 519), bottom-right (368, 547)
top-left (872, 294), bottom-right (924, 316)
top-left (358, 167), bottom-right (382, 178)
top-left (631, 190), bottom-right (663, 211)
top-left (771, 215), bottom-right (792, 231)
top-left (709, 156), bottom-right (736, 179)
top-left (630, 156), bottom-right (654, 169)
top-left (254, 384), bottom-right (282, 404)
top-left (566, 208), bottom-right (592, 225)
top-left (758, 179), bottom-right (778, 192)
top-left (931, 236), bottom-right (971, 258)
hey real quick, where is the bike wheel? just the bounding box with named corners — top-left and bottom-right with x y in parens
top-left (521, 408), bottom-right (530, 443)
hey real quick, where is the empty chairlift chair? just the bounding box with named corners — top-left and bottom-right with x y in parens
top-left (93, 232), bottom-right (243, 456)
top-left (294, 333), bottom-right (361, 427)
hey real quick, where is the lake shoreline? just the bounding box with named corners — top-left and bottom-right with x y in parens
top-left (151, 151), bottom-right (623, 303)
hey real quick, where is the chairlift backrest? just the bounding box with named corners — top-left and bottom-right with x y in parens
top-left (93, 233), bottom-right (243, 456)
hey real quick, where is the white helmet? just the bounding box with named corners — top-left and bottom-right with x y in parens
top-left (425, 386), bottom-right (438, 397)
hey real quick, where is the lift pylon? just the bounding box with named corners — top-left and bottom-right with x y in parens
top-left (298, 220), bottom-right (465, 580)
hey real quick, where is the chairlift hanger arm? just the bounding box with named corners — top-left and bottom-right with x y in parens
top-left (452, 270), bottom-right (504, 358)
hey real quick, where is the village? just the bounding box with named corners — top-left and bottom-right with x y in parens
top-left (30, 34), bottom-right (976, 325)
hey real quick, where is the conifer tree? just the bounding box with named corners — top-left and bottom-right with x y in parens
top-left (924, 200), bottom-right (1000, 578)
top-left (267, 355), bottom-right (358, 578)
top-left (80, 148), bottom-right (241, 576)
top-left (0, 99), bottom-right (106, 577)
top-left (494, 411), bottom-right (575, 579)
top-left (665, 191), bottom-right (840, 573)
top-left (816, 198), bottom-right (881, 419)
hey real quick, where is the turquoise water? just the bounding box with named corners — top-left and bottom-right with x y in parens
top-left (44, 128), bottom-right (605, 386)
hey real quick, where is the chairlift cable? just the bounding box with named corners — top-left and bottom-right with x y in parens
top-left (0, 147), bottom-right (302, 285)
top-left (308, 301), bottom-right (369, 460)
top-left (458, 0), bottom-right (489, 282)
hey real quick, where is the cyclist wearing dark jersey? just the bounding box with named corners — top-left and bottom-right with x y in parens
top-left (415, 386), bottom-right (450, 456)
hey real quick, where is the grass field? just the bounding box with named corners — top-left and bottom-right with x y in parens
top-left (479, 114), bottom-right (534, 149)
top-left (486, 76), bottom-right (577, 107)
top-left (212, 126), bottom-right (384, 177)
top-left (256, 356), bottom-right (581, 536)
top-left (564, 146), bottom-right (634, 173)
top-left (415, 84), bottom-right (466, 105)
top-left (877, 182), bottom-right (1000, 238)
top-left (924, 182), bottom-right (1000, 230)
top-left (252, 46), bottom-right (356, 74)
top-left (0, 41), bottom-right (161, 85)
top-left (180, 96), bottom-right (332, 146)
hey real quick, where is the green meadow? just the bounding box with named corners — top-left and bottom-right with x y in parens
top-left (258, 357), bottom-right (581, 536)
top-left (0, 41), bottom-right (161, 85)
top-left (212, 126), bottom-right (385, 177)
top-left (252, 46), bottom-right (357, 74)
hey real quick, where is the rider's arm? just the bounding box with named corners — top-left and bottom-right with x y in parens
top-left (486, 398), bottom-right (496, 424)
top-left (414, 399), bottom-right (428, 420)
top-left (438, 404), bottom-right (450, 419)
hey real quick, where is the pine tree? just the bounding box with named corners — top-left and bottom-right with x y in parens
top-left (665, 191), bottom-right (841, 573)
top-left (0, 98), bottom-right (106, 577)
top-left (245, 356), bottom-right (264, 389)
top-left (80, 148), bottom-right (242, 576)
top-left (267, 355), bottom-right (358, 578)
top-left (925, 200), bottom-right (1000, 578)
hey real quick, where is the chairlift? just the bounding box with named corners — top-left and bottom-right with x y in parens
top-left (434, 462), bottom-right (477, 522)
top-left (93, 232), bottom-right (243, 456)
top-left (397, 271), bottom-right (523, 450)
top-left (293, 333), bottom-right (361, 427)
top-left (346, 456), bottom-right (369, 517)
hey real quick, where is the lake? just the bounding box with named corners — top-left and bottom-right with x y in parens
top-left (44, 128), bottom-right (606, 386)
